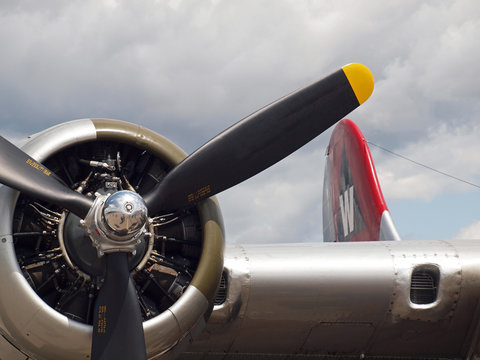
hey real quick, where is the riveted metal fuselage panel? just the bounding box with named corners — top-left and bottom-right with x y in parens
top-left (187, 240), bottom-right (480, 359)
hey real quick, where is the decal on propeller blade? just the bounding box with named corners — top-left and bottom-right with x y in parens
top-left (26, 158), bottom-right (52, 176)
top-left (188, 184), bottom-right (211, 203)
top-left (97, 305), bottom-right (107, 334)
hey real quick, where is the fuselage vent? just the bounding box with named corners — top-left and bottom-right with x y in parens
top-left (410, 267), bottom-right (439, 305)
top-left (214, 271), bottom-right (227, 305)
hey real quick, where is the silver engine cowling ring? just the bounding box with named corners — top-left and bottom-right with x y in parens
top-left (0, 119), bottom-right (224, 360)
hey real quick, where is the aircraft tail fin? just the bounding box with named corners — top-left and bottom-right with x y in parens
top-left (323, 119), bottom-right (400, 242)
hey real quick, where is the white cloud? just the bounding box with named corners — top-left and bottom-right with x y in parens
top-left (1, 0), bottom-right (480, 242)
top-left (372, 123), bottom-right (480, 201)
top-left (454, 220), bottom-right (480, 240)
top-left (362, 1), bottom-right (480, 137)
top-left (218, 144), bottom-right (325, 244)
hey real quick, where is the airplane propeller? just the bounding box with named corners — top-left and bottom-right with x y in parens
top-left (144, 63), bottom-right (374, 214)
top-left (0, 63), bottom-right (373, 360)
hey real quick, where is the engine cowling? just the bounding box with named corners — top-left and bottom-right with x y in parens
top-left (0, 119), bottom-right (224, 360)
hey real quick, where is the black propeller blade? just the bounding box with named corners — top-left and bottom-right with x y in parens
top-left (0, 136), bottom-right (93, 218)
top-left (91, 252), bottom-right (147, 360)
top-left (144, 63), bottom-right (374, 213)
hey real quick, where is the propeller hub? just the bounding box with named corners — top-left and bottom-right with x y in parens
top-left (102, 191), bottom-right (148, 239)
top-left (81, 190), bottom-right (151, 257)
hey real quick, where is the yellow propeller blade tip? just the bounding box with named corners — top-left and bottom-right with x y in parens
top-left (342, 63), bottom-right (374, 105)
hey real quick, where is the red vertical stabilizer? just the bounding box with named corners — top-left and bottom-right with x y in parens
top-left (323, 119), bottom-right (400, 242)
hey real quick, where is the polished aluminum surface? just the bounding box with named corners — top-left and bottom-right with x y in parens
top-left (21, 119), bottom-right (97, 160)
top-left (144, 285), bottom-right (209, 359)
top-left (82, 190), bottom-right (149, 256)
top-left (0, 333), bottom-right (28, 360)
top-left (379, 210), bottom-right (401, 241)
top-left (186, 240), bottom-right (480, 359)
top-left (102, 190), bottom-right (148, 238)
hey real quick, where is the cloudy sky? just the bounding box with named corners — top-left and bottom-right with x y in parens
top-left (1, 0), bottom-right (480, 243)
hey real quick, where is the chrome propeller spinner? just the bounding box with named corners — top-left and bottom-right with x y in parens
top-left (81, 190), bottom-right (150, 257)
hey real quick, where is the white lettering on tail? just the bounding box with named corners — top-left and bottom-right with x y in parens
top-left (339, 186), bottom-right (355, 236)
